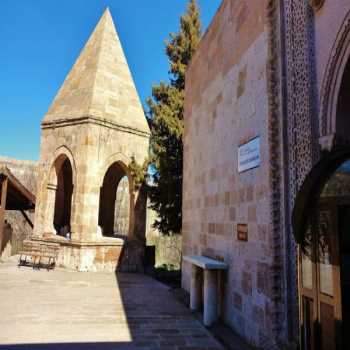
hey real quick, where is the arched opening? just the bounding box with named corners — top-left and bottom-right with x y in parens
top-left (53, 156), bottom-right (73, 236)
top-left (98, 162), bottom-right (130, 237)
top-left (295, 54), bottom-right (350, 350)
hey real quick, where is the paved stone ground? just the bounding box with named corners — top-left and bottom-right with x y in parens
top-left (0, 257), bottom-right (224, 350)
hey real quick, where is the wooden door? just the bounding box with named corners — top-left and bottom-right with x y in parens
top-left (338, 205), bottom-right (350, 347)
top-left (299, 201), bottom-right (343, 350)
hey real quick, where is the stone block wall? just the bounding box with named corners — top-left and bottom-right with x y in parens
top-left (182, 0), bottom-right (280, 348)
top-left (34, 122), bottom-right (149, 241)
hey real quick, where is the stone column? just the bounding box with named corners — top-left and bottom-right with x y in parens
top-left (44, 183), bottom-right (57, 234)
top-left (70, 176), bottom-right (100, 242)
top-left (203, 269), bottom-right (218, 327)
top-left (128, 189), bottom-right (136, 239)
top-left (190, 265), bottom-right (202, 310)
top-left (132, 185), bottom-right (147, 242)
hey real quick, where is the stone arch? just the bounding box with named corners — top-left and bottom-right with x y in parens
top-left (98, 153), bottom-right (135, 238)
top-left (48, 146), bottom-right (77, 186)
top-left (320, 9), bottom-right (350, 139)
top-left (98, 153), bottom-right (132, 188)
top-left (293, 147), bottom-right (350, 242)
top-left (44, 146), bottom-right (76, 234)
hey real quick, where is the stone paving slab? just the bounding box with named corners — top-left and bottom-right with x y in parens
top-left (0, 257), bottom-right (224, 350)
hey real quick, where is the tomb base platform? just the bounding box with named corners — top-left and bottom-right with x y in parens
top-left (31, 235), bottom-right (144, 272)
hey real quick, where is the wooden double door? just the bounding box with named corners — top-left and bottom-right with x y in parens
top-left (299, 199), bottom-right (350, 349)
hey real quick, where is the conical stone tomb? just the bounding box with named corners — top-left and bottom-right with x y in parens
top-left (34, 9), bottom-right (150, 272)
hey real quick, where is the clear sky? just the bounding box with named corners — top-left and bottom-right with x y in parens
top-left (0, 0), bottom-right (221, 161)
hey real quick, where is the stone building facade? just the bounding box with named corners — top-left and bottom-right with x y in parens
top-left (33, 9), bottom-right (150, 272)
top-left (182, 0), bottom-right (350, 349)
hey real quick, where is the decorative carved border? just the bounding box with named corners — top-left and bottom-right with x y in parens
top-left (282, 0), bottom-right (319, 346)
top-left (41, 115), bottom-right (151, 138)
top-left (266, 0), bottom-right (283, 345)
top-left (320, 10), bottom-right (350, 137)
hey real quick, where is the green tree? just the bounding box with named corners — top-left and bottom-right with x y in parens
top-left (147, 0), bottom-right (201, 234)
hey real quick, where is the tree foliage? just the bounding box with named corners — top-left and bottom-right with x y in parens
top-left (147, 0), bottom-right (201, 235)
top-left (129, 156), bottom-right (148, 191)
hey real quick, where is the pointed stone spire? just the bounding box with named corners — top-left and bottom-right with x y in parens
top-left (43, 8), bottom-right (150, 135)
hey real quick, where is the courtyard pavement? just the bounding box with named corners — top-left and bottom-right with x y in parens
top-left (0, 257), bottom-right (224, 350)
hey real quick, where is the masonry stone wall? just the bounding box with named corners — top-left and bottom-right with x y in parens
top-left (182, 0), bottom-right (277, 347)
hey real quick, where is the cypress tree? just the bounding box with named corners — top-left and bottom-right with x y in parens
top-left (147, 0), bottom-right (201, 234)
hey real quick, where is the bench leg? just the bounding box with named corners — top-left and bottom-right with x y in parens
top-left (33, 256), bottom-right (40, 270)
top-left (18, 255), bottom-right (23, 267)
top-left (48, 257), bottom-right (54, 271)
top-left (19, 254), bottom-right (28, 267)
top-left (203, 269), bottom-right (218, 327)
top-left (190, 265), bottom-right (202, 311)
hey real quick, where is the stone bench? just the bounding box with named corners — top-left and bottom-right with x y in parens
top-left (183, 255), bottom-right (228, 327)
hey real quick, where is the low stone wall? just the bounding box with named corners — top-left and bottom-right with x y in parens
top-left (144, 200), bottom-right (180, 269)
top-left (152, 235), bottom-right (182, 269)
top-left (32, 235), bottom-right (146, 272)
top-left (57, 241), bottom-right (124, 272)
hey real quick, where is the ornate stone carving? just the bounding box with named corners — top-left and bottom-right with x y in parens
top-left (283, 0), bottom-right (319, 344)
top-left (266, 0), bottom-right (283, 342)
top-left (284, 1), bottom-right (318, 195)
top-left (309, 0), bottom-right (325, 11)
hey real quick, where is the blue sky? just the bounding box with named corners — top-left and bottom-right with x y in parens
top-left (0, 0), bottom-right (221, 161)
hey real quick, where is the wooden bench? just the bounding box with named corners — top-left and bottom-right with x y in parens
top-left (18, 240), bottom-right (60, 270)
top-left (183, 255), bottom-right (228, 327)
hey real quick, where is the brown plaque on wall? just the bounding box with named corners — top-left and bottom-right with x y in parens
top-left (237, 224), bottom-right (248, 241)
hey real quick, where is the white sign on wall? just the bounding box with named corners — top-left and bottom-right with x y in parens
top-left (238, 136), bottom-right (260, 173)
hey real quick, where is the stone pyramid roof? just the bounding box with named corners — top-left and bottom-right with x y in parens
top-left (42, 8), bottom-right (150, 135)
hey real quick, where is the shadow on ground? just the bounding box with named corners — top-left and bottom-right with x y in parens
top-left (0, 257), bottom-right (224, 350)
